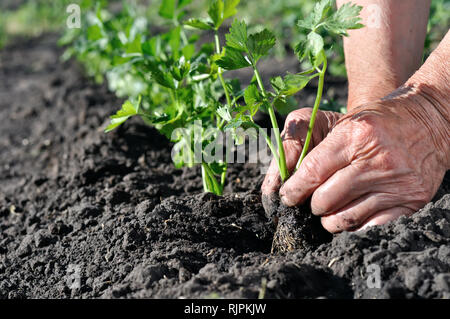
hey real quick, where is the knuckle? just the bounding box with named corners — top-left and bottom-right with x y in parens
top-left (285, 108), bottom-right (313, 126)
top-left (301, 156), bottom-right (324, 184)
top-left (352, 120), bottom-right (379, 146)
top-left (373, 151), bottom-right (397, 171)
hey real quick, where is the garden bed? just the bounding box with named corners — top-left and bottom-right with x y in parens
top-left (0, 34), bottom-right (449, 299)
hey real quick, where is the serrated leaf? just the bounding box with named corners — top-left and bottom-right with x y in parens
top-left (280, 73), bottom-right (312, 95)
top-left (223, 0), bottom-right (240, 20)
top-left (297, 0), bottom-right (333, 31)
top-left (105, 100), bottom-right (140, 132)
top-left (184, 18), bottom-right (214, 30)
top-left (244, 84), bottom-right (261, 107)
top-left (146, 62), bottom-right (175, 89)
top-left (325, 2), bottom-right (364, 36)
top-left (312, 0), bottom-right (333, 25)
top-left (247, 29), bottom-right (276, 63)
top-left (208, 0), bottom-right (240, 29)
top-left (270, 76), bottom-right (285, 94)
top-left (216, 46), bottom-right (251, 70)
top-left (208, 0), bottom-right (224, 28)
top-left (225, 19), bottom-right (248, 52)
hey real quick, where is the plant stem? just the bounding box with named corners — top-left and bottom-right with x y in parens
top-left (295, 55), bottom-right (328, 170)
top-left (213, 31), bottom-right (229, 194)
top-left (202, 162), bottom-right (223, 195)
top-left (214, 32), bottom-right (232, 107)
top-left (253, 67), bottom-right (289, 182)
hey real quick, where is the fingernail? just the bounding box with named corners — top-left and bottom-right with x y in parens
top-left (280, 194), bottom-right (292, 207)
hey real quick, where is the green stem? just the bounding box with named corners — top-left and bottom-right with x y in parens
top-left (249, 122), bottom-right (280, 171)
top-left (295, 54), bottom-right (328, 170)
top-left (253, 67), bottom-right (289, 182)
top-left (220, 169), bottom-right (227, 190)
top-left (214, 32), bottom-right (232, 107)
top-left (202, 162), bottom-right (223, 195)
top-left (201, 165), bottom-right (209, 193)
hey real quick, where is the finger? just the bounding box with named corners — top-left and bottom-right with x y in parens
top-left (357, 207), bottom-right (414, 231)
top-left (261, 157), bottom-right (283, 196)
top-left (311, 164), bottom-right (370, 216)
top-left (262, 131), bottom-right (306, 219)
top-left (279, 131), bottom-right (351, 207)
top-left (320, 193), bottom-right (400, 233)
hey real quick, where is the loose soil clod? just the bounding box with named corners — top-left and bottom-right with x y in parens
top-left (272, 204), bottom-right (332, 253)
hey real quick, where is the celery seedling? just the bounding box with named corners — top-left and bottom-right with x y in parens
top-left (217, 0), bottom-right (363, 181)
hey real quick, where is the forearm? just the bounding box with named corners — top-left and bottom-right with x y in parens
top-left (403, 30), bottom-right (450, 168)
top-left (336, 0), bottom-right (431, 110)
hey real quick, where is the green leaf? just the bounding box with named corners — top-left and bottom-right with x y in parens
top-left (271, 73), bottom-right (315, 96)
top-left (313, 0), bottom-right (334, 25)
top-left (171, 56), bottom-right (190, 81)
top-left (168, 26), bottom-right (181, 58)
top-left (307, 32), bottom-right (324, 57)
top-left (184, 18), bottom-right (214, 30)
top-left (295, 32), bottom-right (324, 63)
top-left (105, 99), bottom-right (140, 132)
top-left (224, 117), bottom-right (243, 130)
top-left (146, 61), bottom-right (176, 89)
top-left (297, 0), bottom-right (333, 31)
top-left (217, 106), bottom-right (232, 122)
top-left (159, 0), bottom-right (176, 19)
top-left (208, 0), bottom-right (224, 28)
top-left (244, 84), bottom-right (261, 107)
top-left (87, 25), bottom-right (103, 41)
top-left (208, 0), bottom-right (240, 29)
top-left (270, 76), bottom-right (284, 94)
top-left (225, 20), bottom-right (248, 52)
top-left (325, 2), bottom-right (364, 36)
top-left (182, 44), bottom-right (196, 60)
top-left (216, 46), bottom-right (251, 70)
top-left (125, 34), bottom-right (142, 54)
top-left (273, 96), bottom-right (298, 116)
top-left (223, 0), bottom-right (240, 20)
top-left (280, 73), bottom-right (312, 95)
top-left (247, 28), bottom-right (276, 63)
top-left (178, 0), bottom-right (193, 9)
top-left (142, 37), bottom-right (158, 56)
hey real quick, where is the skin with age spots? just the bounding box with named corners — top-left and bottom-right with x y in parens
top-left (262, 0), bottom-right (450, 233)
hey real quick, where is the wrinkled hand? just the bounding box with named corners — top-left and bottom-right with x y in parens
top-left (261, 108), bottom-right (343, 219)
top-left (263, 90), bottom-right (449, 233)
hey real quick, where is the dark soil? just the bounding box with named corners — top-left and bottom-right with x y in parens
top-left (0, 34), bottom-right (449, 299)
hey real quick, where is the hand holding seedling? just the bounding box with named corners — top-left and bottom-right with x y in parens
top-left (264, 1), bottom-right (450, 233)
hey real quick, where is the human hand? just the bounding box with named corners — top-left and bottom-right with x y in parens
top-left (277, 88), bottom-right (449, 233)
top-left (261, 108), bottom-right (343, 219)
